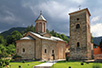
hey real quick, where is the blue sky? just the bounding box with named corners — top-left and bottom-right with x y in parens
top-left (0, 0), bottom-right (102, 37)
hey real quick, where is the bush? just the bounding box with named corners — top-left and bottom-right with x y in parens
top-left (12, 54), bottom-right (22, 59)
top-left (22, 60), bottom-right (25, 63)
top-left (0, 59), bottom-right (10, 68)
top-left (5, 60), bottom-right (10, 65)
top-left (19, 65), bottom-right (21, 68)
top-left (33, 58), bottom-right (35, 61)
top-left (69, 66), bottom-right (71, 68)
top-left (10, 59), bottom-right (15, 62)
top-left (81, 63), bottom-right (84, 65)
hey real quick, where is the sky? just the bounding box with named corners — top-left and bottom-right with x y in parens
top-left (0, 0), bottom-right (102, 37)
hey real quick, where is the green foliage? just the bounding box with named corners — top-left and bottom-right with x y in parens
top-left (12, 54), bottom-right (22, 59)
top-left (6, 30), bottom-right (23, 45)
top-left (10, 59), bottom-right (15, 62)
top-left (9, 61), bottom-right (43, 68)
top-left (6, 44), bottom-right (16, 54)
top-left (0, 35), bottom-right (7, 45)
top-left (22, 25), bottom-right (35, 34)
top-left (5, 60), bottom-right (10, 65)
top-left (22, 60), bottom-right (25, 63)
top-left (0, 44), bottom-right (8, 59)
top-left (0, 59), bottom-right (10, 68)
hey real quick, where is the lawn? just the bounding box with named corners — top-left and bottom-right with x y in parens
top-left (5, 61), bottom-right (43, 68)
top-left (51, 61), bottom-right (102, 68)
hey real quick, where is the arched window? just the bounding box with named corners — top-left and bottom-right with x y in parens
top-left (77, 42), bottom-right (80, 48)
top-left (76, 24), bottom-right (80, 29)
top-left (23, 48), bottom-right (25, 52)
top-left (45, 49), bottom-right (47, 53)
top-left (77, 18), bottom-right (79, 21)
top-left (52, 50), bottom-right (54, 54)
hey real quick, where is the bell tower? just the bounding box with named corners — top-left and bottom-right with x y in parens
top-left (35, 11), bottom-right (47, 33)
top-left (69, 8), bottom-right (92, 60)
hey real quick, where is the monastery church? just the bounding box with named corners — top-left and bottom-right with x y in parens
top-left (16, 12), bottom-right (66, 60)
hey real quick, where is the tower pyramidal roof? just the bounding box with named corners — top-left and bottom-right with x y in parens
top-left (35, 11), bottom-right (46, 22)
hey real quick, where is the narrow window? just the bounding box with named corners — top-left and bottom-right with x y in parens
top-left (23, 48), bottom-right (25, 52)
top-left (45, 49), bottom-right (47, 53)
top-left (76, 24), bottom-right (80, 29)
top-left (77, 42), bottom-right (80, 48)
top-left (52, 50), bottom-right (54, 54)
top-left (77, 18), bottom-right (79, 21)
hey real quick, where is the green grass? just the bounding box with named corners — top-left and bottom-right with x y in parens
top-left (51, 61), bottom-right (102, 68)
top-left (5, 61), bottom-right (43, 68)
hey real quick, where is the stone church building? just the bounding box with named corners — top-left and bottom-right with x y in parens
top-left (69, 8), bottom-right (93, 60)
top-left (16, 12), bottom-right (66, 60)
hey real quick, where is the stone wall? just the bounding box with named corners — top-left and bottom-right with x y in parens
top-left (69, 9), bottom-right (92, 60)
top-left (25, 32), bottom-right (42, 60)
top-left (42, 39), bottom-right (58, 60)
top-left (42, 40), bottom-right (65, 60)
top-left (16, 40), bottom-right (35, 59)
top-left (94, 54), bottom-right (102, 59)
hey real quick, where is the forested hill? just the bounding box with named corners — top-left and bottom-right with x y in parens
top-left (93, 37), bottom-right (102, 45)
top-left (0, 27), bottom-right (26, 38)
top-left (0, 25), bottom-right (69, 43)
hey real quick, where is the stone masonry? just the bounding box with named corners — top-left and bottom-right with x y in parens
top-left (69, 8), bottom-right (92, 60)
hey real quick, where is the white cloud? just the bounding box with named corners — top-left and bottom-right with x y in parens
top-left (91, 16), bottom-right (100, 23)
top-left (71, 0), bottom-right (84, 4)
top-left (91, 23), bottom-right (102, 37)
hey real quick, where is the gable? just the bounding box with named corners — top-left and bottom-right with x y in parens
top-left (41, 33), bottom-right (51, 38)
top-left (24, 32), bottom-right (40, 40)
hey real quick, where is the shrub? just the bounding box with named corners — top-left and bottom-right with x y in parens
top-left (81, 63), bottom-right (84, 65)
top-left (5, 60), bottom-right (10, 65)
top-left (22, 60), bottom-right (25, 63)
top-left (10, 59), bottom-right (15, 62)
top-left (0, 59), bottom-right (10, 68)
top-left (12, 54), bottom-right (22, 59)
top-left (33, 58), bottom-right (35, 61)
top-left (19, 65), bottom-right (21, 68)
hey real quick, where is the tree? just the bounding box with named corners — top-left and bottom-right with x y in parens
top-left (23, 25), bottom-right (35, 33)
top-left (0, 44), bottom-right (8, 59)
top-left (0, 35), bottom-right (6, 45)
top-left (6, 44), bottom-right (16, 54)
top-left (46, 29), bottom-right (50, 33)
top-left (6, 30), bottom-right (22, 45)
top-left (50, 30), bottom-right (55, 36)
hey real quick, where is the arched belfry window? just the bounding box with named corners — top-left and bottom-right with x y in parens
top-left (77, 42), bottom-right (80, 48)
top-left (76, 24), bottom-right (80, 29)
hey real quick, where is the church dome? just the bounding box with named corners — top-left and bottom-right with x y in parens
top-left (35, 11), bottom-right (46, 21)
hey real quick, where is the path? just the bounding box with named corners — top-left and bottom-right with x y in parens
top-left (34, 60), bottom-right (58, 68)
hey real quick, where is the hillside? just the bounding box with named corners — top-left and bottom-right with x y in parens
top-left (93, 37), bottom-right (102, 45)
top-left (0, 27), bottom-right (26, 38)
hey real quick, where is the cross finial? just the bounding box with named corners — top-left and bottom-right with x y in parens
top-left (40, 10), bottom-right (42, 15)
top-left (78, 5), bottom-right (81, 10)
